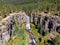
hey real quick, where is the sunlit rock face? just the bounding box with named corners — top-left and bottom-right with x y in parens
top-left (0, 26), bottom-right (10, 45)
top-left (0, 11), bottom-right (28, 45)
top-left (31, 12), bottom-right (60, 33)
top-left (0, 11), bottom-right (60, 45)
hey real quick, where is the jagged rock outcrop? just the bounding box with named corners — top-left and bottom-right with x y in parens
top-left (31, 12), bottom-right (60, 33)
top-left (0, 12), bottom-right (28, 45)
top-left (0, 11), bottom-right (36, 45)
top-left (0, 11), bottom-right (60, 45)
top-left (0, 11), bottom-right (37, 45)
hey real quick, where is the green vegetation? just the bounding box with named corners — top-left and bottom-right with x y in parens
top-left (31, 24), bottom-right (49, 45)
top-left (0, 0), bottom-right (60, 45)
top-left (6, 20), bottom-right (28, 45)
top-left (0, 0), bottom-right (60, 18)
top-left (53, 35), bottom-right (60, 45)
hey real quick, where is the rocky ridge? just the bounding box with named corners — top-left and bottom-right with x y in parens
top-left (0, 11), bottom-right (60, 45)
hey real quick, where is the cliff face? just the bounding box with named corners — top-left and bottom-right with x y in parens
top-left (0, 11), bottom-right (60, 45)
top-left (31, 12), bottom-right (60, 33)
top-left (0, 12), bottom-right (27, 45)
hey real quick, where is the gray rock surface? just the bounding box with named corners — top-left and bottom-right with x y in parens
top-left (0, 11), bottom-right (60, 45)
top-left (31, 12), bottom-right (60, 33)
top-left (0, 12), bottom-right (27, 45)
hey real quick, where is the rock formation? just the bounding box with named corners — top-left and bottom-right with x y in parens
top-left (0, 11), bottom-right (60, 45)
top-left (31, 12), bottom-right (60, 35)
top-left (0, 11), bottom-right (28, 45)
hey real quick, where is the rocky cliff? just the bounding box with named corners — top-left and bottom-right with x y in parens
top-left (31, 12), bottom-right (60, 33)
top-left (0, 11), bottom-right (60, 45)
top-left (0, 11), bottom-right (27, 45)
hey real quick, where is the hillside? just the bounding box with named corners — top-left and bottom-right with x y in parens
top-left (0, 11), bottom-right (60, 45)
top-left (0, 0), bottom-right (60, 15)
top-left (0, 0), bottom-right (60, 45)
top-left (1, 0), bottom-right (37, 4)
top-left (0, 0), bottom-right (60, 17)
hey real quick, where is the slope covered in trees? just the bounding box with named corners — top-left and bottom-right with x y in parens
top-left (0, 0), bottom-right (60, 18)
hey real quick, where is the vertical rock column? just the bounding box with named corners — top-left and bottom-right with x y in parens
top-left (0, 26), bottom-right (10, 45)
